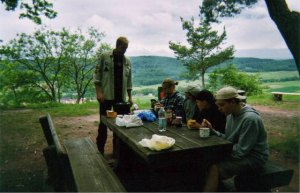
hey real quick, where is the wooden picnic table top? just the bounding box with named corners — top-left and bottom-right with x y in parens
top-left (101, 115), bottom-right (232, 167)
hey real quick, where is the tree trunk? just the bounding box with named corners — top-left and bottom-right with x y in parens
top-left (201, 71), bottom-right (206, 88)
top-left (265, 0), bottom-right (300, 75)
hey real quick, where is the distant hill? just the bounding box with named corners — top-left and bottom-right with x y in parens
top-left (131, 56), bottom-right (186, 86)
top-left (212, 57), bottom-right (297, 72)
top-left (130, 56), bottom-right (297, 86)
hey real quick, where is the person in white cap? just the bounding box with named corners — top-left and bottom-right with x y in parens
top-left (182, 85), bottom-right (202, 123)
top-left (202, 86), bottom-right (269, 192)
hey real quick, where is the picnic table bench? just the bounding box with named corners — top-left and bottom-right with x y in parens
top-left (232, 160), bottom-right (294, 192)
top-left (39, 113), bottom-right (126, 192)
top-left (271, 91), bottom-right (300, 101)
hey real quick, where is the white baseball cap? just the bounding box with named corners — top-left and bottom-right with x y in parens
top-left (183, 85), bottom-right (202, 97)
top-left (215, 86), bottom-right (246, 100)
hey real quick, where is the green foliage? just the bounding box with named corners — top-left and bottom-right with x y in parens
top-left (169, 10), bottom-right (234, 88)
top-left (1, 0), bottom-right (57, 24)
top-left (208, 65), bottom-right (262, 95)
top-left (131, 56), bottom-right (186, 86)
top-left (200, 0), bottom-right (258, 24)
top-left (0, 27), bottom-right (107, 105)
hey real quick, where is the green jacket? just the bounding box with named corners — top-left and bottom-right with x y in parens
top-left (221, 105), bottom-right (269, 165)
top-left (94, 51), bottom-right (132, 101)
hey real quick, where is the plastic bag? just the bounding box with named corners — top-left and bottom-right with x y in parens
top-left (137, 111), bottom-right (157, 122)
top-left (115, 115), bottom-right (143, 127)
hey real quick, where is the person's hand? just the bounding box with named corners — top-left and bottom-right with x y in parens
top-left (128, 97), bottom-right (133, 107)
top-left (190, 121), bottom-right (201, 129)
top-left (201, 119), bottom-right (212, 129)
top-left (154, 103), bottom-right (162, 111)
top-left (96, 92), bottom-right (104, 103)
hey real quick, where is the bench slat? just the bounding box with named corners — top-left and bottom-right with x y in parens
top-left (39, 114), bottom-right (64, 155)
top-left (271, 92), bottom-right (300, 96)
top-left (64, 137), bottom-right (126, 192)
top-left (235, 160), bottom-right (294, 191)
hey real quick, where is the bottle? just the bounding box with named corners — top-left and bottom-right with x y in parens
top-left (158, 107), bottom-right (167, 132)
top-left (166, 109), bottom-right (173, 126)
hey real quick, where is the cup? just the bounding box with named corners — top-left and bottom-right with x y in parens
top-left (187, 119), bottom-right (196, 129)
top-left (175, 116), bottom-right (182, 127)
top-left (199, 127), bottom-right (210, 138)
top-left (106, 110), bottom-right (117, 118)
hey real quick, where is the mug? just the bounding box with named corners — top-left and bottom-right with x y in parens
top-left (175, 116), bottom-right (182, 127)
top-left (199, 127), bottom-right (210, 138)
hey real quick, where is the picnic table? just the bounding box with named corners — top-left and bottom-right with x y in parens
top-left (101, 115), bottom-right (232, 192)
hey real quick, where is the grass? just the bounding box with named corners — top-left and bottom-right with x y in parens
top-left (253, 71), bottom-right (299, 81)
top-left (269, 131), bottom-right (299, 160)
top-left (0, 110), bottom-right (44, 166)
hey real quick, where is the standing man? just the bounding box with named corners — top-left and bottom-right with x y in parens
top-left (94, 36), bottom-right (133, 154)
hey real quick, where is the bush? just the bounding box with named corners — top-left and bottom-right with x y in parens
top-left (207, 64), bottom-right (263, 95)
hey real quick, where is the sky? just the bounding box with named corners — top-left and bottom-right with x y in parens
top-left (1, 0), bottom-right (299, 59)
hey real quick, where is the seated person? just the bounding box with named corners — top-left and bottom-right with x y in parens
top-left (155, 79), bottom-right (184, 117)
top-left (202, 86), bottom-right (269, 192)
top-left (182, 85), bottom-right (202, 123)
top-left (188, 89), bottom-right (226, 133)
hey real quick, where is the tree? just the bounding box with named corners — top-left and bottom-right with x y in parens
top-left (208, 64), bottom-right (263, 95)
top-left (62, 27), bottom-right (111, 103)
top-left (169, 13), bottom-right (234, 88)
top-left (200, 0), bottom-right (300, 75)
top-left (0, 60), bottom-right (47, 106)
top-left (1, 0), bottom-right (57, 24)
top-left (0, 28), bottom-right (68, 102)
top-left (0, 27), bottom-right (107, 103)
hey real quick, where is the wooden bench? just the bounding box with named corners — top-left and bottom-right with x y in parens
top-left (64, 137), bottom-right (126, 192)
top-left (271, 91), bottom-right (300, 101)
top-left (39, 114), bottom-right (69, 191)
top-left (233, 160), bottom-right (294, 192)
top-left (39, 113), bottom-right (126, 192)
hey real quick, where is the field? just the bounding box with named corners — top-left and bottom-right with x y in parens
top-left (0, 71), bottom-right (299, 192)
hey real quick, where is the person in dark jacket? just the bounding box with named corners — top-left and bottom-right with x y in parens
top-left (182, 85), bottom-right (202, 123)
top-left (155, 79), bottom-right (185, 117)
top-left (188, 89), bottom-right (226, 133)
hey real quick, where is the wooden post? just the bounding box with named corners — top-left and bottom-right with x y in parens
top-left (273, 93), bottom-right (283, 101)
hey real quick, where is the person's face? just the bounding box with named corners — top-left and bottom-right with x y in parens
top-left (115, 43), bottom-right (128, 56)
top-left (215, 100), bottom-right (233, 115)
top-left (196, 100), bottom-right (208, 111)
top-left (162, 85), bottom-right (174, 95)
top-left (185, 92), bottom-right (193, 100)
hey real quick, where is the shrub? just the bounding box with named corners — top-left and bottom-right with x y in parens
top-left (208, 64), bottom-right (263, 95)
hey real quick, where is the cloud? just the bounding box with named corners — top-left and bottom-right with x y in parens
top-left (0, 0), bottom-right (293, 58)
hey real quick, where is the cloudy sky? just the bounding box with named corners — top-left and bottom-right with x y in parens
top-left (1, 0), bottom-right (299, 59)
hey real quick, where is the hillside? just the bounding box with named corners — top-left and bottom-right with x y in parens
top-left (131, 56), bottom-right (186, 86)
top-left (130, 56), bottom-right (297, 86)
top-left (213, 57), bottom-right (297, 72)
